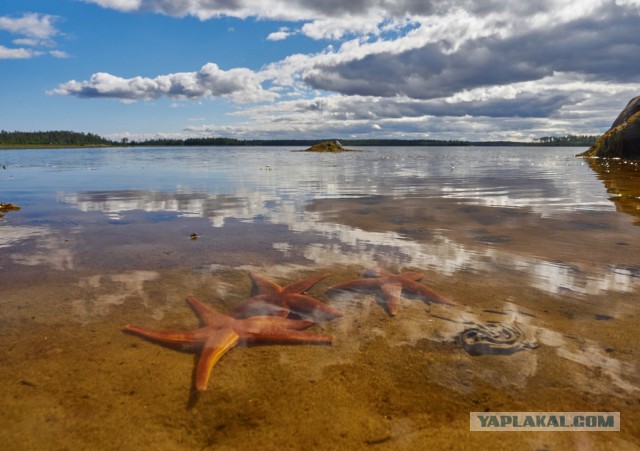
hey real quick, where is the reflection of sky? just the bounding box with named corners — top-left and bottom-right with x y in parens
top-left (3, 147), bottom-right (639, 395)
top-left (51, 146), bottom-right (612, 220)
top-left (2, 146), bottom-right (638, 296)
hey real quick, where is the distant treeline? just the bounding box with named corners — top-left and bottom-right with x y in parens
top-left (1, 130), bottom-right (599, 148)
top-left (534, 135), bottom-right (598, 146)
top-left (128, 135), bottom-right (598, 147)
top-left (0, 130), bottom-right (114, 147)
top-left (471, 135), bottom-right (599, 147)
top-left (127, 137), bottom-right (470, 147)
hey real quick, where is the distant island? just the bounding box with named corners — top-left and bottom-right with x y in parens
top-left (0, 130), bottom-right (599, 149)
top-left (300, 141), bottom-right (360, 152)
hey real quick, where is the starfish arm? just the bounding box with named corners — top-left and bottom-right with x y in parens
top-left (241, 329), bottom-right (333, 345)
top-left (124, 324), bottom-right (203, 346)
top-left (380, 282), bottom-right (402, 316)
top-left (285, 293), bottom-right (344, 321)
top-left (329, 278), bottom-right (384, 292)
top-left (249, 272), bottom-right (282, 297)
top-left (401, 280), bottom-right (455, 305)
top-left (186, 294), bottom-right (228, 326)
top-left (363, 268), bottom-right (394, 278)
top-left (231, 295), bottom-right (290, 318)
top-left (195, 329), bottom-right (240, 391)
top-left (282, 273), bottom-right (329, 295)
top-left (398, 271), bottom-right (424, 281)
top-left (239, 316), bottom-right (316, 332)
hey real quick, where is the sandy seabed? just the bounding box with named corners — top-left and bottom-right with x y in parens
top-left (1, 194), bottom-right (639, 450)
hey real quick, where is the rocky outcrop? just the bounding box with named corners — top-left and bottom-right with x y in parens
top-left (0, 202), bottom-right (20, 219)
top-left (579, 96), bottom-right (640, 158)
top-left (302, 140), bottom-right (358, 152)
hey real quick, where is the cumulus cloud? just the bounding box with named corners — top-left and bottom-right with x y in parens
top-left (180, 71), bottom-right (639, 141)
top-left (267, 27), bottom-right (294, 41)
top-left (50, 63), bottom-right (277, 103)
top-left (83, 0), bottom-right (640, 42)
top-left (0, 12), bottom-right (66, 59)
top-left (0, 12), bottom-right (60, 40)
top-left (83, 0), bottom-right (426, 40)
top-left (301, 3), bottom-right (640, 100)
top-left (85, 0), bottom-right (389, 20)
top-left (0, 45), bottom-right (38, 59)
top-left (49, 50), bottom-right (71, 59)
top-left (89, 0), bottom-right (596, 22)
top-left (65, 0), bottom-right (640, 139)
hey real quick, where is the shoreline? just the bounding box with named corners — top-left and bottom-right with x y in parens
top-left (0, 142), bottom-right (595, 149)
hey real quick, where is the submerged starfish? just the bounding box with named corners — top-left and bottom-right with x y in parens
top-left (125, 294), bottom-right (332, 391)
top-left (231, 272), bottom-right (343, 322)
top-left (329, 268), bottom-right (455, 316)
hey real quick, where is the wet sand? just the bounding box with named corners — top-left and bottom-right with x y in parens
top-left (1, 191), bottom-right (639, 450)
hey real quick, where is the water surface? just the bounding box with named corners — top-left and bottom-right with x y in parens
top-left (1, 146), bottom-right (639, 449)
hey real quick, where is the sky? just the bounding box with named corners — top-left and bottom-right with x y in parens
top-left (1, 0), bottom-right (639, 141)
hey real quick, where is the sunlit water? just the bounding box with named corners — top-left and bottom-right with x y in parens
top-left (0, 146), bottom-right (631, 286)
top-left (1, 146), bottom-right (639, 449)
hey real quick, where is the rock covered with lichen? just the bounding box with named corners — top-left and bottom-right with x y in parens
top-left (579, 96), bottom-right (640, 158)
top-left (302, 140), bottom-right (358, 152)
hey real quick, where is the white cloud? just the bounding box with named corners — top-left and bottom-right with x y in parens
top-left (50, 63), bottom-right (277, 103)
top-left (80, 0), bottom-right (426, 41)
top-left (267, 27), bottom-right (293, 41)
top-left (180, 72), bottom-right (639, 141)
top-left (300, 15), bottom-right (384, 40)
top-left (84, 0), bottom-right (143, 12)
top-left (60, 1), bottom-right (640, 139)
top-left (13, 38), bottom-right (52, 47)
top-left (50, 50), bottom-right (71, 59)
top-left (616, 0), bottom-right (640, 6)
top-left (0, 13), bottom-right (66, 58)
top-left (0, 13), bottom-right (60, 39)
top-left (0, 45), bottom-right (38, 59)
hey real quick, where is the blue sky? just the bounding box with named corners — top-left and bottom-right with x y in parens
top-left (1, 0), bottom-right (639, 141)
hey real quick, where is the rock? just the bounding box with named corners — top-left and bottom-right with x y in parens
top-left (579, 96), bottom-right (640, 158)
top-left (611, 96), bottom-right (640, 128)
top-left (0, 202), bottom-right (20, 218)
top-left (302, 140), bottom-right (358, 152)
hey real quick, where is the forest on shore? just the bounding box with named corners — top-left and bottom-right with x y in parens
top-left (0, 130), bottom-right (598, 148)
top-left (0, 130), bottom-right (114, 147)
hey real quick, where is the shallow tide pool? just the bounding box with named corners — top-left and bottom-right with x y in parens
top-left (1, 146), bottom-right (639, 449)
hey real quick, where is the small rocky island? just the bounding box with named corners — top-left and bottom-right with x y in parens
top-left (301, 140), bottom-right (359, 152)
top-left (579, 96), bottom-right (640, 159)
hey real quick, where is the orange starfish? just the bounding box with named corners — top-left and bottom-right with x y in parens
top-left (329, 268), bottom-right (455, 316)
top-left (232, 272), bottom-right (343, 322)
top-left (125, 294), bottom-right (332, 391)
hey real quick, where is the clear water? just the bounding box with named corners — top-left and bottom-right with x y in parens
top-left (1, 146), bottom-right (639, 449)
top-left (0, 146), bottom-right (632, 286)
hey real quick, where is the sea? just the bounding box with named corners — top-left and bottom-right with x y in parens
top-left (1, 146), bottom-right (639, 449)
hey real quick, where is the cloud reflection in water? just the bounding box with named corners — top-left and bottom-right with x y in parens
top-left (55, 184), bottom-right (640, 297)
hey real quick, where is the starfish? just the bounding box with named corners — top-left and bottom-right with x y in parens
top-left (124, 294), bottom-right (332, 391)
top-left (231, 272), bottom-right (343, 322)
top-left (329, 268), bottom-right (455, 316)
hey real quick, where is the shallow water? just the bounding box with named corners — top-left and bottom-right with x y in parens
top-left (1, 146), bottom-right (639, 449)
